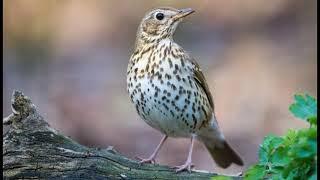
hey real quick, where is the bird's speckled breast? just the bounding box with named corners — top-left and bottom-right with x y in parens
top-left (127, 40), bottom-right (212, 137)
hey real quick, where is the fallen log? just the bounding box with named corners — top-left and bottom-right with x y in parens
top-left (3, 90), bottom-right (241, 179)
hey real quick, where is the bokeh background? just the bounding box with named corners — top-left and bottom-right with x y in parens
top-left (3, 0), bottom-right (317, 175)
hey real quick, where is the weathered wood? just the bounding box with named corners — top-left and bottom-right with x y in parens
top-left (3, 90), bottom-right (241, 179)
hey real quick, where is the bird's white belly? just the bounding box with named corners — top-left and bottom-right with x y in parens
top-left (142, 78), bottom-right (193, 137)
top-left (129, 72), bottom-right (209, 138)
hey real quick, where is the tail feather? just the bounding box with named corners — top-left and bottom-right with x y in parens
top-left (199, 114), bottom-right (244, 168)
top-left (203, 140), bottom-right (244, 168)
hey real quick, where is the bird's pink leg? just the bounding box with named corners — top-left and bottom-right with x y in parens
top-left (136, 135), bottom-right (168, 164)
top-left (174, 136), bottom-right (195, 172)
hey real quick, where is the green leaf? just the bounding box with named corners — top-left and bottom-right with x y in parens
top-left (287, 127), bottom-right (317, 159)
top-left (269, 166), bottom-right (285, 178)
top-left (244, 165), bottom-right (266, 180)
top-left (289, 94), bottom-right (317, 123)
top-left (283, 129), bottom-right (297, 147)
top-left (211, 176), bottom-right (232, 180)
top-left (289, 139), bottom-right (316, 159)
top-left (259, 135), bottom-right (284, 164)
top-left (258, 144), bottom-right (268, 164)
top-left (270, 146), bottom-right (290, 166)
top-left (285, 168), bottom-right (300, 179)
top-left (269, 174), bottom-right (285, 180)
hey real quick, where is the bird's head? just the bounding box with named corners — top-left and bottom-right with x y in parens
top-left (135, 7), bottom-right (194, 46)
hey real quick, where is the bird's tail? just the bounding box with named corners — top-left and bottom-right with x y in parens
top-left (202, 138), bottom-right (244, 168)
top-left (198, 115), bottom-right (244, 168)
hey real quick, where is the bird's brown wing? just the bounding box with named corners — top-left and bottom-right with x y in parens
top-left (190, 59), bottom-right (214, 110)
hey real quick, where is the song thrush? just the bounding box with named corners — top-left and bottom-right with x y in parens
top-left (127, 7), bottom-right (244, 172)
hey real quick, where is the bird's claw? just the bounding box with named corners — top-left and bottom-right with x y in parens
top-left (173, 162), bottom-right (194, 173)
top-left (135, 156), bottom-right (156, 164)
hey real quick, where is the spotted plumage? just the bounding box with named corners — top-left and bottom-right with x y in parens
top-left (127, 7), bottom-right (243, 172)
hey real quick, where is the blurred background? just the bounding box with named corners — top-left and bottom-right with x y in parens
top-left (3, 0), bottom-right (317, 175)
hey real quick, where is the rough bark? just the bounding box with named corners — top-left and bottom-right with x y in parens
top-left (3, 90), bottom-right (242, 179)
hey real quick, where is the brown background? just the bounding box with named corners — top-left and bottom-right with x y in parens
top-left (3, 0), bottom-right (316, 175)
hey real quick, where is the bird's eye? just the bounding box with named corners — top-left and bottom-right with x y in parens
top-left (155, 13), bottom-right (164, 20)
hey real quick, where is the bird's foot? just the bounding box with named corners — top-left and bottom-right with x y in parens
top-left (135, 156), bottom-right (156, 164)
top-left (173, 161), bottom-right (194, 173)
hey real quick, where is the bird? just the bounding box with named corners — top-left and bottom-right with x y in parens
top-left (126, 7), bottom-right (244, 172)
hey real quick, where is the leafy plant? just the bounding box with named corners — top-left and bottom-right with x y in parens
top-left (243, 93), bottom-right (317, 180)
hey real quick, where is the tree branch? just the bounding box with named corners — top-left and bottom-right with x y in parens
top-left (3, 90), bottom-right (241, 179)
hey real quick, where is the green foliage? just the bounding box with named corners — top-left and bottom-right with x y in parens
top-left (244, 93), bottom-right (317, 180)
top-left (211, 175), bottom-right (232, 180)
top-left (244, 165), bottom-right (266, 180)
top-left (289, 94), bottom-right (317, 124)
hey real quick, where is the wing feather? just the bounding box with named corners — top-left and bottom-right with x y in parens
top-left (190, 59), bottom-right (214, 110)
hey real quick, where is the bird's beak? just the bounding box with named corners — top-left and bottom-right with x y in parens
top-left (173, 8), bottom-right (195, 21)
